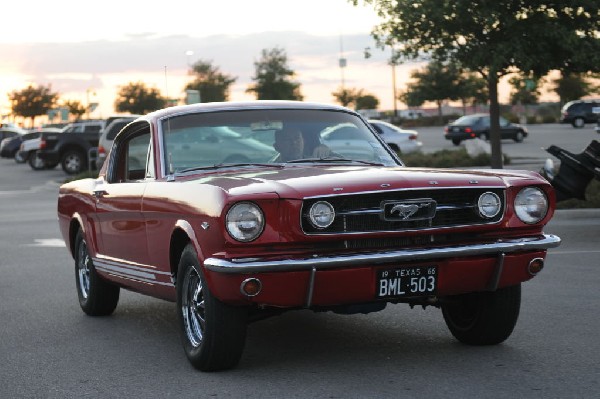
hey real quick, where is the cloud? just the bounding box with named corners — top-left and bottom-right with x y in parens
top-left (1, 31), bottom-right (422, 113)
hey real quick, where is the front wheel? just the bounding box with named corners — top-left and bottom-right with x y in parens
top-left (177, 244), bottom-right (247, 371)
top-left (441, 284), bottom-right (521, 345)
top-left (14, 151), bottom-right (26, 163)
top-left (74, 230), bottom-right (119, 316)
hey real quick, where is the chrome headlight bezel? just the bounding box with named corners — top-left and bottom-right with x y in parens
top-left (225, 202), bottom-right (265, 242)
top-left (478, 191), bottom-right (502, 219)
top-left (514, 187), bottom-right (549, 224)
top-left (308, 201), bottom-right (335, 229)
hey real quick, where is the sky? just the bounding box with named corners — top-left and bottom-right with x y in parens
top-left (0, 0), bottom-right (547, 122)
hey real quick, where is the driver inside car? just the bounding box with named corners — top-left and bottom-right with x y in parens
top-left (271, 127), bottom-right (332, 162)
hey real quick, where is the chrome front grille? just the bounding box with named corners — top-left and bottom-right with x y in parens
top-left (301, 187), bottom-right (505, 234)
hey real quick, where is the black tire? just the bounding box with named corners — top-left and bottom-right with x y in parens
top-left (513, 131), bottom-right (524, 143)
top-left (572, 117), bottom-right (585, 128)
top-left (74, 230), bottom-right (120, 316)
top-left (441, 284), bottom-right (521, 345)
top-left (452, 138), bottom-right (461, 146)
top-left (28, 151), bottom-right (46, 170)
top-left (62, 149), bottom-right (86, 175)
top-left (177, 244), bottom-right (247, 371)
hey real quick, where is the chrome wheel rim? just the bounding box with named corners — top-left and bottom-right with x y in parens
top-left (182, 265), bottom-right (205, 348)
top-left (65, 154), bottom-right (81, 173)
top-left (77, 240), bottom-right (91, 299)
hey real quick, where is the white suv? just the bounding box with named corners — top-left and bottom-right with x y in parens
top-left (97, 116), bottom-right (140, 168)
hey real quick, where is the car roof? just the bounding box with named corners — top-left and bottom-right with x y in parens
top-left (141, 101), bottom-right (354, 121)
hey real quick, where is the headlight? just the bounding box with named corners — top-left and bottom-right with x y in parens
top-left (514, 187), bottom-right (548, 224)
top-left (308, 201), bottom-right (335, 228)
top-left (226, 202), bottom-right (264, 242)
top-left (478, 192), bottom-right (501, 218)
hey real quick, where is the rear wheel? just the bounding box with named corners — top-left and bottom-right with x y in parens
top-left (62, 149), bottom-right (86, 174)
top-left (177, 244), bottom-right (247, 371)
top-left (572, 117), bottom-right (585, 128)
top-left (28, 150), bottom-right (46, 170)
top-left (74, 230), bottom-right (120, 316)
top-left (514, 131), bottom-right (525, 143)
top-left (441, 284), bottom-right (521, 345)
top-left (452, 138), bottom-right (461, 146)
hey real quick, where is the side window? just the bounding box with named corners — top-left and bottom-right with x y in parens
top-left (107, 122), bottom-right (152, 183)
top-left (84, 125), bottom-right (102, 133)
top-left (126, 133), bottom-right (150, 181)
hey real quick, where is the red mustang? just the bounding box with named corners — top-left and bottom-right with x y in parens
top-left (57, 101), bottom-right (561, 371)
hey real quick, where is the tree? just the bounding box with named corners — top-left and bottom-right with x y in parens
top-left (184, 60), bottom-right (237, 102)
top-left (456, 73), bottom-right (488, 114)
top-left (508, 74), bottom-right (542, 105)
top-left (114, 82), bottom-right (167, 114)
top-left (332, 87), bottom-right (359, 107)
top-left (552, 72), bottom-right (597, 104)
top-left (63, 100), bottom-right (86, 120)
top-left (352, 0), bottom-right (600, 168)
top-left (246, 47), bottom-right (303, 100)
top-left (399, 61), bottom-right (462, 122)
top-left (355, 93), bottom-right (380, 110)
top-left (8, 84), bottom-right (58, 127)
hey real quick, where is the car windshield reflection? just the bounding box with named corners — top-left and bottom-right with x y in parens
top-left (161, 109), bottom-right (398, 173)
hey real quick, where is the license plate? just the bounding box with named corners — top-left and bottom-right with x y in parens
top-left (376, 266), bottom-right (437, 298)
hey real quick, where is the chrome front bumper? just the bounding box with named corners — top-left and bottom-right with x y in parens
top-left (204, 234), bottom-right (561, 274)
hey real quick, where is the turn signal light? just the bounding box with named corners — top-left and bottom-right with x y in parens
top-left (528, 258), bottom-right (544, 275)
top-left (240, 278), bottom-right (262, 297)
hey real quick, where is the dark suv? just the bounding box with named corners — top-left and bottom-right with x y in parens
top-left (560, 99), bottom-right (600, 128)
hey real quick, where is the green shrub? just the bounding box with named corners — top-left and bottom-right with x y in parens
top-left (556, 180), bottom-right (600, 209)
top-left (401, 148), bottom-right (510, 168)
top-left (63, 170), bottom-right (99, 183)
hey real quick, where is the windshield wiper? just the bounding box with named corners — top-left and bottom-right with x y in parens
top-left (285, 157), bottom-right (385, 166)
top-left (177, 163), bottom-right (283, 174)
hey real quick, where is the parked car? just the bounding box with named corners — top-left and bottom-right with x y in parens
top-left (37, 120), bottom-right (105, 174)
top-left (560, 99), bottom-right (600, 128)
top-left (15, 127), bottom-right (62, 166)
top-left (444, 114), bottom-right (528, 146)
top-left (368, 120), bottom-right (423, 154)
top-left (57, 101), bottom-right (561, 371)
top-left (97, 116), bottom-right (142, 168)
top-left (0, 127), bottom-right (27, 157)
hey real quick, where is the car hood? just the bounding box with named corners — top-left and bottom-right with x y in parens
top-left (181, 165), bottom-right (542, 199)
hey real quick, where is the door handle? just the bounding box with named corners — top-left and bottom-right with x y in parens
top-left (93, 190), bottom-right (108, 199)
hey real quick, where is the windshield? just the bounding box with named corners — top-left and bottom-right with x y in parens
top-left (160, 109), bottom-right (398, 173)
top-left (452, 115), bottom-right (482, 125)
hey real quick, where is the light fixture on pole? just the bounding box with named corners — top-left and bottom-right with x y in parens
top-left (339, 35), bottom-right (347, 90)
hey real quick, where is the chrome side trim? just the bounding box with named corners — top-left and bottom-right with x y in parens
top-left (93, 257), bottom-right (174, 287)
top-left (204, 234), bottom-right (561, 274)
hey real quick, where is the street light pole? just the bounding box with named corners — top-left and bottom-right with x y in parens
top-left (390, 49), bottom-right (398, 119)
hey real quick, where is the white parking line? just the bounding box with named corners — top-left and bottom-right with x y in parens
top-left (25, 239), bottom-right (66, 248)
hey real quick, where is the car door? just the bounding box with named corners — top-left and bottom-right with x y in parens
top-left (499, 116), bottom-right (517, 139)
top-left (93, 123), bottom-right (152, 279)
